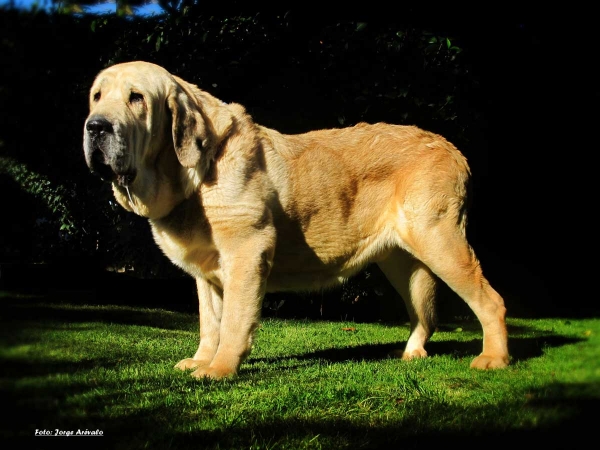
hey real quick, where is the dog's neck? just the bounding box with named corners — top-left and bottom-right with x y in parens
top-left (112, 143), bottom-right (188, 220)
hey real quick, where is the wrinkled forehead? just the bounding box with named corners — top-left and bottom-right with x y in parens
top-left (92, 62), bottom-right (172, 97)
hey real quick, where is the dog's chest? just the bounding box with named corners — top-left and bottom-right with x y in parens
top-left (150, 199), bottom-right (222, 283)
top-left (152, 223), bottom-right (221, 281)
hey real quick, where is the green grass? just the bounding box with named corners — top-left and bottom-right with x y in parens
top-left (1, 290), bottom-right (599, 449)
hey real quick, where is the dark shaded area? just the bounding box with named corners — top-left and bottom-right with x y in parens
top-left (0, 296), bottom-right (195, 338)
top-left (0, 262), bottom-right (199, 312)
top-left (106, 394), bottom-right (599, 450)
top-left (6, 411), bottom-right (597, 450)
top-left (5, 399), bottom-right (598, 450)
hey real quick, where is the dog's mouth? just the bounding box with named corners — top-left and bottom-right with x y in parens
top-left (90, 149), bottom-right (116, 181)
top-left (89, 146), bottom-right (136, 187)
top-left (116, 172), bottom-right (137, 187)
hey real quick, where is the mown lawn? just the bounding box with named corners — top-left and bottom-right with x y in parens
top-left (1, 290), bottom-right (598, 449)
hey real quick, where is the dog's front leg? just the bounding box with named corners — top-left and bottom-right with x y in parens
top-left (175, 277), bottom-right (223, 372)
top-left (190, 244), bottom-right (272, 379)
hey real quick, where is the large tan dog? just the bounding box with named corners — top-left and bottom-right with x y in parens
top-left (83, 61), bottom-right (509, 379)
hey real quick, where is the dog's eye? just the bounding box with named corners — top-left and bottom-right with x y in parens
top-left (93, 92), bottom-right (101, 102)
top-left (129, 92), bottom-right (144, 104)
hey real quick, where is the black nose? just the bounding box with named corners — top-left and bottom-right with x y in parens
top-left (86, 117), bottom-right (113, 136)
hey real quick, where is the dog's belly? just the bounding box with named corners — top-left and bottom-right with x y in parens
top-left (265, 260), bottom-right (384, 292)
top-left (266, 225), bottom-right (396, 292)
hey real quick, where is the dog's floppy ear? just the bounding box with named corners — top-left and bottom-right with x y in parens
top-left (167, 78), bottom-right (233, 169)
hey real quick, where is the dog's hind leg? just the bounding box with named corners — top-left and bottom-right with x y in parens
top-left (378, 249), bottom-right (437, 360)
top-left (402, 216), bottom-right (509, 369)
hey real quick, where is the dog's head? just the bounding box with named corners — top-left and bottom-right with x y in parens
top-left (83, 61), bottom-right (233, 218)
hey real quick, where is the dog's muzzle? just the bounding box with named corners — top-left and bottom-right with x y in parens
top-left (84, 115), bottom-right (136, 186)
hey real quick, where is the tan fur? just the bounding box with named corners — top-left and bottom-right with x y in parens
top-left (83, 61), bottom-right (509, 379)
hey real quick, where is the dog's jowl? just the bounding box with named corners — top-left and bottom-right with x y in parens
top-left (83, 61), bottom-right (509, 379)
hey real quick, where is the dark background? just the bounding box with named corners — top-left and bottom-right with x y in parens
top-left (0, 3), bottom-right (596, 320)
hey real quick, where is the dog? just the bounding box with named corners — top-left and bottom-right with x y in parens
top-left (83, 61), bottom-right (509, 379)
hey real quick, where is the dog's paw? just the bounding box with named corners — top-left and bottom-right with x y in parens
top-left (400, 348), bottom-right (428, 360)
top-left (470, 354), bottom-right (509, 369)
top-left (190, 365), bottom-right (237, 380)
top-left (387, 348), bottom-right (428, 360)
top-left (174, 358), bottom-right (207, 371)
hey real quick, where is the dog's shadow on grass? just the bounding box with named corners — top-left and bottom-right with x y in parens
top-left (251, 326), bottom-right (585, 368)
